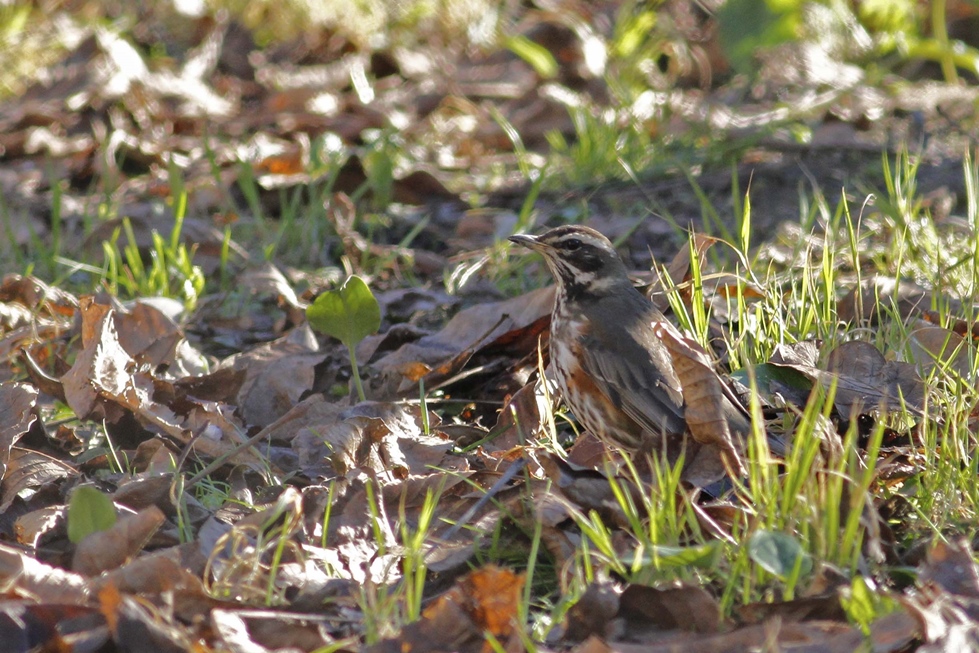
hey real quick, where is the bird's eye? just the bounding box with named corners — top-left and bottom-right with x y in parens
top-left (563, 238), bottom-right (582, 251)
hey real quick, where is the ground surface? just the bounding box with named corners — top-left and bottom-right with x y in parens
top-left (2, 1), bottom-right (979, 651)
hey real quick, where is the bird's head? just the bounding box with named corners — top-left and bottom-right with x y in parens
top-left (509, 226), bottom-right (631, 298)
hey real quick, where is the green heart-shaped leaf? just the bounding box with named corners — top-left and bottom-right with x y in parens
top-left (748, 529), bottom-right (812, 578)
top-left (306, 275), bottom-right (381, 349)
top-left (67, 486), bottom-right (117, 543)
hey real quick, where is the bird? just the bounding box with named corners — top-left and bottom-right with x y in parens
top-left (509, 225), bottom-right (751, 472)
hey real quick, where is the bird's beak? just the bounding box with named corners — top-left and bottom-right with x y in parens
top-left (508, 233), bottom-right (544, 251)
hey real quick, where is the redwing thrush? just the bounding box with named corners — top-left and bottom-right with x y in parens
top-left (509, 225), bottom-right (751, 460)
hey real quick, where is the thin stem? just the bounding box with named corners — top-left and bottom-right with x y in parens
top-left (932, 0), bottom-right (957, 84)
top-left (349, 344), bottom-right (367, 402)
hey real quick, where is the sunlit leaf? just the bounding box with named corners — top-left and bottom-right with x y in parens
top-left (67, 486), bottom-right (117, 544)
top-left (307, 275), bottom-right (381, 349)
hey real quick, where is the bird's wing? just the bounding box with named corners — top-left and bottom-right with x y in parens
top-left (579, 318), bottom-right (687, 436)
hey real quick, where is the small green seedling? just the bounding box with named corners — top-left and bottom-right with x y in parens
top-left (306, 275), bottom-right (381, 402)
top-left (67, 486), bottom-right (117, 543)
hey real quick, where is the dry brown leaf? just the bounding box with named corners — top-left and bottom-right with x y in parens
top-left (0, 273), bottom-right (79, 320)
top-left (60, 306), bottom-right (134, 423)
top-left (0, 542), bottom-right (89, 604)
top-left (373, 285), bottom-right (554, 393)
top-left (93, 545), bottom-right (205, 596)
top-left (564, 582), bottom-right (620, 643)
top-left (901, 540), bottom-right (979, 648)
top-left (0, 382), bottom-right (38, 478)
top-left (540, 454), bottom-right (633, 529)
top-left (458, 565), bottom-right (524, 641)
top-left (0, 600), bottom-right (105, 651)
top-left (765, 339), bottom-right (926, 417)
top-left (618, 584), bottom-right (721, 635)
top-left (770, 340), bottom-right (821, 367)
top-left (367, 564), bottom-right (524, 653)
top-left (113, 299), bottom-right (185, 370)
top-left (838, 275), bottom-right (962, 326)
top-left (220, 324), bottom-right (323, 429)
top-left (288, 397), bottom-right (450, 480)
top-left (171, 367), bottom-right (247, 405)
top-left (919, 538), bottom-right (979, 600)
top-left (14, 505), bottom-right (65, 549)
top-left (908, 326), bottom-right (974, 382)
top-left (565, 430), bottom-right (616, 469)
top-left (826, 340), bottom-right (925, 415)
top-left (72, 505), bottom-right (167, 576)
top-left (652, 320), bottom-right (747, 480)
top-left (238, 262), bottom-right (308, 321)
top-left (738, 594), bottom-right (847, 624)
top-left (532, 488), bottom-right (579, 572)
top-left (254, 147), bottom-right (306, 176)
top-left (111, 474), bottom-right (177, 515)
top-left (2, 447), bottom-right (77, 512)
top-left (98, 582), bottom-right (193, 653)
top-left (922, 308), bottom-right (979, 341)
top-left (0, 300), bottom-right (33, 333)
top-left (569, 611), bottom-right (915, 652)
top-left (211, 608), bottom-right (334, 651)
top-left (491, 377), bottom-right (555, 451)
top-left (60, 302), bottom-right (263, 468)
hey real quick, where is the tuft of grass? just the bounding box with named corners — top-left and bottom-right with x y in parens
top-left (99, 208), bottom-right (206, 310)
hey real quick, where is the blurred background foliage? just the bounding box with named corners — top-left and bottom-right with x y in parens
top-left (2, 0), bottom-right (977, 101)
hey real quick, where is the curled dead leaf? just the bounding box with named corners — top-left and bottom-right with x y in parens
top-left (652, 320), bottom-right (747, 479)
top-left (0, 382), bottom-right (38, 478)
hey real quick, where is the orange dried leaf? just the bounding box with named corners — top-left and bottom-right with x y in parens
top-left (460, 564), bottom-right (524, 638)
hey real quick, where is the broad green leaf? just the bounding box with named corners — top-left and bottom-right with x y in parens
top-left (748, 529), bottom-right (812, 578)
top-left (306, 275), bottom-right (381, 349)
top-left (67, 486), bottom-right (117, 544)
top-left (731, 363), bottom-right (813, 394)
